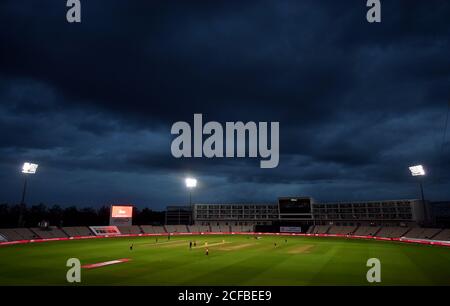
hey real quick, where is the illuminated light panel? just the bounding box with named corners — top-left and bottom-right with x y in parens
top-left (185, 177), bottom-right (197, 188)
top-left (22, 162), bottom-right (38, 174)
top-left (409, 165), bottom-right (426, 176)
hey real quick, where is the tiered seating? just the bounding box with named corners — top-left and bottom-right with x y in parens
top-left (376, 227), bottom-right (410, 238)
top-left (140, 225), bottom-right (155, 234)
top-left (353, 226), bottom-right (381, 236)
top-left (165, 225), bottom-right (188, 233)
top-left (177, 225), bottom-right (188, 232)
top-left (164, 225), bottom-right (175, 232)
top-left (188, 225), bottom-right (200, 232)
top-left (327, 226), bottom-right (356, 235)
top-left (306, 226), bottom-right (315, 234)
top-left (208, 225), bottom-right (231, 232)
top-left (230, 225), bottom-right (242, 232)
top-left (196, 225), bottom-right (211, 232)
top-left (375, 227), bottom-right (392, 238)
top-left (50, 226), bottom-right (69, 238)
top-left (14, 228), bottom-right (38, 240)
top-left (118, 226), bottom-right (142, 235)
top-left (30, 228), bottom-right (49, 239)
top-left (73, 226), bottom-right (93, 236)
top-left (0, 234), bottom-right (7, 242)
top-left (432, 229), bottom-right (450, 241)
top-left (210, 225), bottom-right (221, 232)
top-left (312, 225), bottom-right (330, 234)
top-left (62, 226), bottom-right (93, 237)
top-left (220, 225), bottom-right (230, 232)
top-left (152, 226), bottom-right (167, 233)
top-left (405, 228), bottom-right (441, 239)
top-left (62, 227), bottom-right (79, 237)
top-left (0, 229), bottom-right (23, 241)
top-left (420, 228), bottom-right (442, 239)
top-left (30, 226), bottom-right (68, 239)
top-left (188, 225), bottom-right (212, 232)
top-left (0, 228), bottom-right (39, 241)
top-left (241, 225), bottom-right (254, 232)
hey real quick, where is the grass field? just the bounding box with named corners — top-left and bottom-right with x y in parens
top-left (0, 235), bottom-right (449, 285)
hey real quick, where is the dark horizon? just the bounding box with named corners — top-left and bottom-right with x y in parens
top-left (1, 0), bottom-right (450, 210)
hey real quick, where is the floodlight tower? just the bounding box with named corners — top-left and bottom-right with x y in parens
top-left (409, 165), bottom-right (426, 202)
top-left (409, 165), bottom-right (428, 223)
top-left (18, 162), bottom-right (39, 226)
top-left (185, 177), bottom-right (197, 206)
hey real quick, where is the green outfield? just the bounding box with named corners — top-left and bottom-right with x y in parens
top-left (0, 235), bottom-right (449, 285)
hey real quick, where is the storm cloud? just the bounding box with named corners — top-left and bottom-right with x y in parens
top-left (0, 0), bottom-right (449, 209)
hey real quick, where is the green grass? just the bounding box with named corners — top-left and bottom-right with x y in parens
top-left (0, 235), bottom-right (449, 285)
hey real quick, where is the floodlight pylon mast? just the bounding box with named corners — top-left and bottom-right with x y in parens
top-left (18, 176), bottom-right (28, 227)
top-left (419, 180), bottom-right (425, 203)
top-left (21, 175), bottom-right (28, 205)
top-left (18, 162), bottom-right (38, 227)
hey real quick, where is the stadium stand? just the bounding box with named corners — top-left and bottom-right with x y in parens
top-left (118, 226), bottom-right (142, 235)
top-left (376, 226), bottom-right (410, 238)
top-left (152, 226), bottom-right (167, 233)
top-left (312, 225), bottom-right (331, 234)
top-left (188, 225), bottom-right (211, 232)
top-left (353, 226), bottom-right (381, 236)
top-left (201, 225), bottom-right (212, 232)
top-left (74, 226), bottom-right (93, 236)
top-left (230, 225), bottom-right (242, 232)
top-left (0, 234), bottom-right (7, 242)
top-left (223, 225), bottom-right (232, 232)
top-left (140, 225), bottom-right (155, 234)
top-left (165, 225), bottom-right (188, 233)
top-left (30, 226), bottom-right (68, 239)
top-left (13, 228), bottom-right (38, 240)
top-left (241, 225), bottom-right (254, 232)
top-left (0, 228), bottom-right (38, 241)
top-left (432, 229), bottom-right (450, 241)
top-left (61, 227), bottom-right (78, 237)
top-left (0, 229), bottom-right (20, 241)
top-left (49, 226), bottom-right (70, 238)
top-left (164, 225), bottom-right (174, 232)
top-left (1, 225), bottom-right (449, 242)
top-left (62, 226), bottom-right (93, 237)
top-left (210, 225), bottom-right (221, 232)
top-left (328, 226), bottom-right (357, 235)
top-left (404, 228), bottom-right (442, 240)
top-left (188, 225), bottom-right (200, 232)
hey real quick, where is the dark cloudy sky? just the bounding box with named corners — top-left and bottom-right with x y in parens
top-left (1, 0), bottom-right (449, 209)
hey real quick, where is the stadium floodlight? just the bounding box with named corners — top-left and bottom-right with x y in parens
top-left (19, 162), bottom-right (39, 227)
top-left (22, 162), bottom-right (38, 174)
top-left (409, 165), bottom-right (425, 176)
top-left (185, 177), bottom-right (197, 207)
top-left (409, 165), bottom-right (426, 210)
top-left (185, 177), bottom-right (197, 188)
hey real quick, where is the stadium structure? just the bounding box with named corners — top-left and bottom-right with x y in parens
top-left (1, 196), bottom-right (450, 286)
top-left (1, 197), bottom-right (449, 245)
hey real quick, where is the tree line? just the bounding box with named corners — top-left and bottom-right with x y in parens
top-left (0, 203), bottom-right (165, 228)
